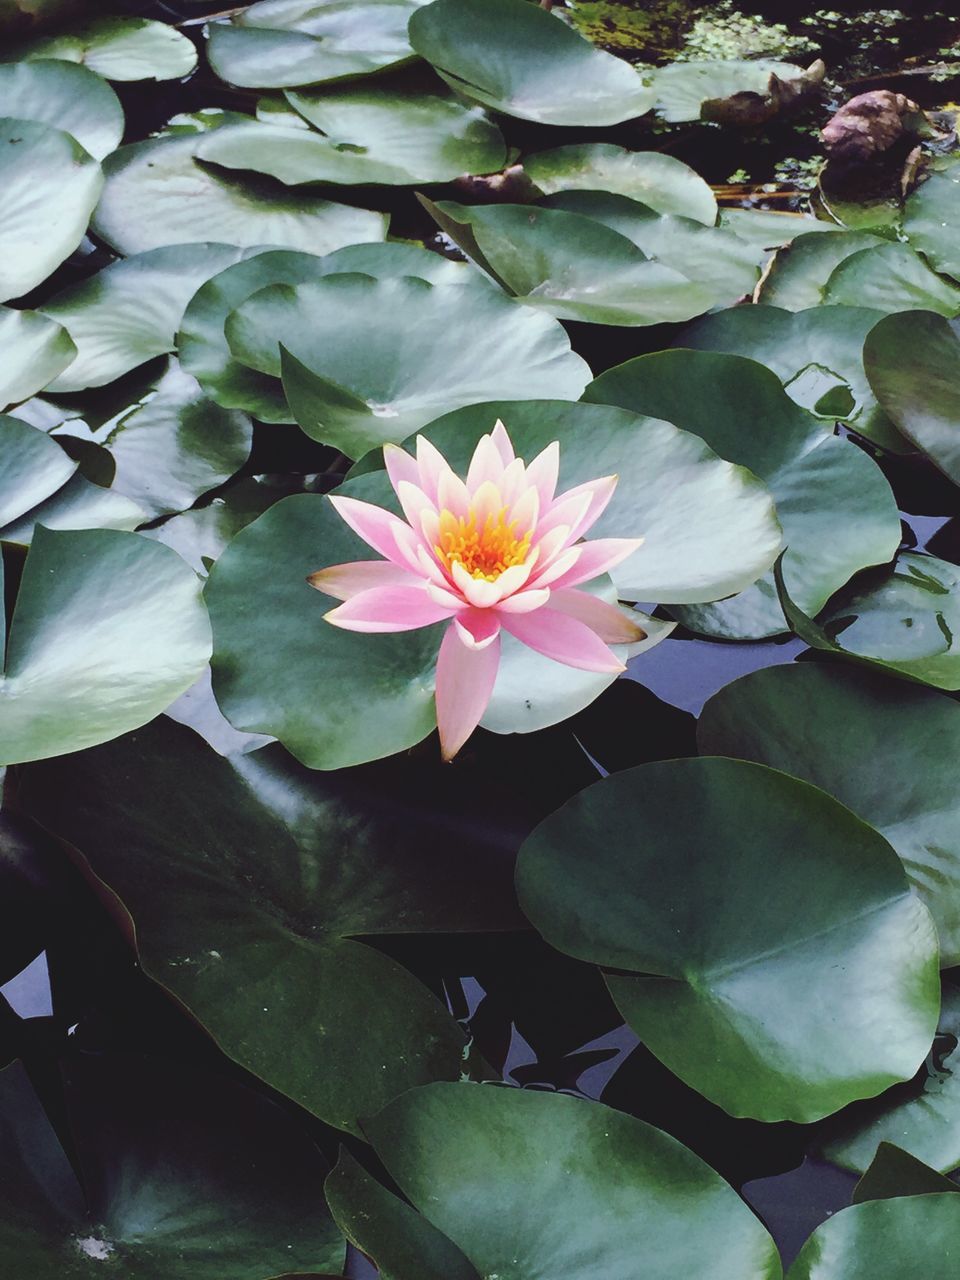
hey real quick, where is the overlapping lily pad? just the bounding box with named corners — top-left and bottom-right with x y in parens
top-left (353, 1083), bottom-right (782, 1279)
top-left (786, 1193), bottom-right (960, 1278)
top-left (524, 143), bottom-right (717, 224)
top-left (206, 0), bottom-right (427, 90)
top-left (0, 117), bottom-right (102, 304)
top-left (650, 57), bottom-right (806, 123)
top-left (517, 758), bottom-right (941, 1123)
top-left (0, 1056), bottom-right (345, 1277)
top-left (0, 526), bottom-right (210, 764)
top-left (0, 414), bottom-right (142, 544)
top-left (408, 0), bottom-right (654, 126)
top-left (698, 664), bottom-right (960, 965)
top-left (823, 242), bottom-right (960, 317)
top-left (423, 200), bottom-right (716, 326)
top-left (197, 86), bottom-right (507, 185)
top-left (681, 304), bottom-right (909, 452)
top-left (91, 131), bottom-right (388, 256)
top-left (0, 307), bottom-right (76, 410)
top-left (20, 715), bottom-right (489, 1133)
top-left (864, 310), bottom-right (960, 482)
top-left (756, 230), bottom-right (883, 310)
top-left (852, 1143), bottom-right (958, 1201)
top-left (39, 244), bottom-right (253, 392)
top-left (586, 350), bottom-right (901, 637)
top-left (3, 15), bottom-right (198, 80)
top-left (179, 243), bottom-right (486, 422)
top-left (224, 273), bottom-right (590, 453)
top-left (904, 154), bottom-right (960, 279)
top-left (0, 57), bottom-right (123, 159)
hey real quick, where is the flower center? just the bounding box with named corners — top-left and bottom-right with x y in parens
top-left (436, 506), bottom-right (532, 582)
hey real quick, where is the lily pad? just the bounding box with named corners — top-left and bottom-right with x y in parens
top-left (91, 131), bottom-right (387, 256)
top-left (145, 478), bottom-right (286, 575)
top-left (681, 304), bottom-right (910, 452)
top-left (221, 272), bottom-right (590, 453)
top-left (756, 230), bottom-right (883, 311)
top-left (524, 143), bottom-right (716, 224)
top-left (0, 1055), bottom-right (345, 1277)
top-left (20, 715), bottom-right (488, 1133)
top-left (823, 242), bottom-right (960, 317)
top-left (0, 58), bottom-right (123, 159)
top-left (586, 350), bottom-right (901, 637)
top-left (864, 310), bottom-right (960, 483)
top-left (0, 526), bottom-right (210, 764)
top-left (0, 118), bottom-right (102, 304)
top-left (39, 244), bottom-right (252, 393)
top-left (698, 663), bottom-right (960, 966)
top-left (823, 983), bottom-right (960, 1174)
top-left (904, 155), bottom-right (960, 280)
top-left (198, 87), bottom-right (506, 185)
top-left (854, 1144), bottom-right (959, 1202)
top-left (359, 1082), bottom-right (782, 1280)
top-left (516, 757), bottom-right (941, 1123)
top-left (650, 58), bottom-right (804, 124)
top-left (0, 307), bottom-right (76, 410)
top-left (423, 200), bottom-right (716, 326)
top-left (785, 1193), bottom-right (960, 1278)
top-left (3, 15), bottom-right (197, 81)
top-left (0, 414), bottom-right (142, 545)
top-left (719, 207), bottom-right (842, 253)
top-left (179, 243), bottom-right (484, 423)
top-left (408, 0), bottom-right (654, 126)
top-left (540, 191), bottom-right (759, 305)
top-left (206, 0), bottom-right (427, 90)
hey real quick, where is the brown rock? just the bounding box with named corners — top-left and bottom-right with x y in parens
top-left (822, 90), bottom-right (925, 164)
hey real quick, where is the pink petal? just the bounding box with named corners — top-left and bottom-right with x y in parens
top-left (547, 537), bottom-right (644, 590)
top-left (529, 545), bottom-right (581, 589)
top-left (436, 622), bottom-right (501, 761)
top-left (524, 440), bottom-right (560, 509)
top-left (466, 433), bottom-right (506, 492)
top-left (454, 608), bottom-right (501, 649)
top-left (396, 479), bottom-right (438, 530)
top-left (550, 588), bottom-right (647, 644)
top-left (470, 479), bottom-right (505, 527)
top-left (416, 435), bottom-right (449, 502)
top-left (495, 587), bottom-right (551, 614)
top-left (426, 580), bottom-right (468, 610)
top-left (500, 607), bottom-right (625, 673)
top-left (498, 456), bottom-right (528, 507)
top-left (451, 562), bottom-right (503, 608)
top-left (535, 490), bottom-right (592, 544)
top-left (565, 474), bottom-right (619, 541)
top-left (328, 495), bottom-right (414, 569)
top-left (383, 442), bottom-right (419, 495)
top-left (307, 560), bottom-right (417, 601)
top-left (325, 585), bottom-right (456, 633)
top-left (437, 466), bottom-right (471, 519)
top-left (508, 484), bottom-right (539, 536)
top-left (490, 419), bottom-right (515, 467)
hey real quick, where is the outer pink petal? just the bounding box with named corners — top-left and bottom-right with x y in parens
top-left (416, 435), bottom-right (449, 502)
top-left (328, 495), bottom-right (413, 568)
top-left (454, 607), bottom-right (501, 648)
top-left (466, 433), bottom-right (505, 492)
top-left (565, 474), bottom-right (619, 541)
top-left (307, 560), bottom-right (417, 601)
top-left (498, 456), bottom-right (528, 507)
top-left (547, 537), bottom-right (644, 590)
top-left (549, 588), bottom-right (647, 644)
top-left (500, 607), bottom-right (625, 673)
top-left (524, 440), bottom-right (560, 509)
top-left (383, 442), bottom-right (419, 495)
top-left (325, 585), bottom-right (456, 633)
top-left (490, 419), bottom-right (515, 467)
top-left (535, 490), bottom-right (592, 545)
top-left (396, 479), bottom-right (438, 530)
top-left (436, 622), bottom-right (501, 761)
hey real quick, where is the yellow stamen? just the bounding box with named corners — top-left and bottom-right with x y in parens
top-left (435, 506), bottom-right (532, 582)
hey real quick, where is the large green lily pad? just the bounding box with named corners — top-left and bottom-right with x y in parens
top-left (524, 143), bottom-right (717, 224)
top-left (0, 58), bottom-right (122, 159)
top-left (91, 131), bottom-right (387, 256)
top-left (179, 243), bottom-right (486, 422)
top-left (423, 200), bottom-right (716, 326)
top-left (0, 307), bottom-right (76, 410)
top-left (517, 758), bottom-right (940, 1123)
top-left (864, 310), bottom-right (960, 483)
top-left (206, 0), bottom-right (427, 90)
top-left (3, 15), bottom-right (197, 80)
top-left (904, 155), bottom-right (960, 280)
top-left (786, 1193), bottom-right (960, 1278)
top-left (40, 244), bottom-right (252, 392)
top-left (822, 983), bottom-right (960, 1174)
top-left (0, 526), bottom-right (210, 764)
top-left (0, 117), bottom-right (102, 304)
top-left (409, 0), bottom-right (653, 126)
top-left (681, 304), bottom-right (909, 452)
top-left (198, 86), bottom-right (506, 185)
top-left (698, 663), bottom-right (960, 966)
top-left (221, 272), bottom-right (589, 453)
top-left (823, 242), bottom-right (960, 317)
top-left (0, 1055), bottom-right (345, 1277)
top-left (756, 230), bottom-right (883, 311)
top-left (358, 1083), bottom-right (782, 1279)
top-left (586, 349), bottom-right (901, 637)
top-left (20, 715), bottom-right (490, 1134)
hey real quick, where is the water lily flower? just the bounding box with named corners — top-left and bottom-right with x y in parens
top-left (309, 421), bottom-right (645, 760)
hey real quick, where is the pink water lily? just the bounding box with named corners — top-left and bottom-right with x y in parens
top-left (309, 421), bottom-right (645, 760)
